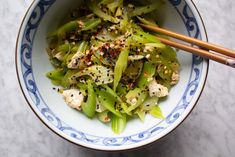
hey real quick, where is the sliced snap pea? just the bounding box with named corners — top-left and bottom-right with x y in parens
top-left (96, 90), bottom-right (123, 118)
top-left (87, 0), bottom-right (119, 23)
top-left (82, 81), bottom-right (96, 118)
top-left (113, 47), bottom-right (129, 91)
top-left (137, 62), bottom-right (156, 88)
top-left (130, 1), bottom-right (163, 17)
top-left (46, 68), bottom-right (65, 81)
top-left (111, 113), bottom-right (126, 134)
top-left (149, 106), bottom-right (165, 119)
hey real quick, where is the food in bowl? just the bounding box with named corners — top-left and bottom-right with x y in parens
top-left (45, 0), bottom-right (180, 134)
top-left (17, 0), bottom-right (208, 151)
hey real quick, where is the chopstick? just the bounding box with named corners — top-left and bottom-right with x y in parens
top-left (140, 24), bottom-right (235, 68)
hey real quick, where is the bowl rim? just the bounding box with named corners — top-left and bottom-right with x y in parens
top-left (15, 0), bottom-right (209, 152)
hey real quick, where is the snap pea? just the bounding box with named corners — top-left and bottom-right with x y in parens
top-left (135, 109), bottom-right (145, 122)
top-left (130, 1), bottom-right (163, 17)
top-left (50, 58), bottom-right (61, 68)
top-left (111, 114), bottom-right (126, 134)
top-left (137, 16), bottom-right (158, 26)
top-left (140, 96), bottom-right (159, 111)
top-left (97, 111), bottom-right (110, 123)
top-left (96, 90), bottom-right (123, 118)
top-left (107, 0), bottom-right (123, 13)
top-left (101, 85), bottom-right (132, 115)
top-left (137, 62), bottom-right (156, 88)
top-left (60, 70), bottom-right (79, 88)
top-left (113, 47), bottom-right (129, 91)
top-left (126, 88), bottom-right (148, 112)
top-left (87, 0), bottom-right (119, 23)
top-left (149, 106), bottom-right (165, 119)
top-left (57, 43), bottom-right (71, 53)
top-left (77, 82), bottom-right (88, 96)
top-left (82, 81), bottom-right (96, 118)
top-left (57, 21), bottom-right (80, 38)
top-left (99, 0), bottom-right (113, 5)
top-left (101, 85), bottom-right (122, 103)
top-left (81, 18), bottom-right (102, 31)
top-left (46, 69), bottom-right (65, 81)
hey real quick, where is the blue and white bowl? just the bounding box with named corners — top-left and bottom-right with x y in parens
top-left (16, 0), bottom-right (208, 151)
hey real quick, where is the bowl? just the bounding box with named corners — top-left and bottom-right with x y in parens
top-left (16, 0), bottom-right (208, 151)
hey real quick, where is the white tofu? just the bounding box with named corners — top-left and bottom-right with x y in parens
top-left (62, 89), bottom-right (84, 111)
top-left (148, 79), bottom-right (169, 98)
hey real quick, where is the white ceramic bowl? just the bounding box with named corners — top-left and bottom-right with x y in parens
top-left (16, 0), bottom-right (208, 151)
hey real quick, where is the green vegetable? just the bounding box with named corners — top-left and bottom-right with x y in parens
top-left (72, 65), bottom-right (114, 85)
top-left (82, 81), bottom-right (96, 118)
top-left (113, 47), bottom-right (129, 91)
top-left (97, 111), bottom-right (111, 123)
top-left (77, 82), bottom-right (88, 96)
top-left (112, 114), bottom-right (126, 134)
top-left (57, 44), bottom-right (71, 53)
top-left (99, 0), bottom-right (113, 5)
top-left (126, 88), bottom-right (148, 112)
top-left (141, 96), bottom-right (159, 111)
top-left (123, 61), bottom-right (143, 83)
top-left (135, 109), bottom-right (145, 122)
top-left (149, 106), bottom-right (165, 119)
top-left (87, 0), bottom-right (119, 23)
top-left (50, 58), bottom-right (61, 68)
top-left (96, 90), bottom-right (123, 118)
top-left (46, 69), bottom-right (65, 81)
top-left (107, 0), bottom-right (123, 13)
top-left (137, 16), bottom-right (158, 26)
top-left (130, 1), bottom-right (163, 17)
top-left (57, 21), bottom-right (80, 38)
top-left (101, 85), bottom-right (122, 103)
top-left (135, 30), bottom-right (162, 43)
top-left (45, 0), bottom-right (180, 134)
top-left (61, 70), bottom-right (78, 88)
top-left (137, 62), bottom-right (156, 88)
top-left (81, 18), bottom-right (102, 31)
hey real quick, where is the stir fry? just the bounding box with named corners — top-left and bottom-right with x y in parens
top-left (46, 0), bottom-right (180, 134)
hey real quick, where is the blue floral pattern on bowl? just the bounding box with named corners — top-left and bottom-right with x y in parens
top-left (18, 0), bottom-right (207, 149)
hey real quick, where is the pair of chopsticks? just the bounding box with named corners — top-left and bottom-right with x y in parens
top-left (140, 24), bottom-right (235, 68)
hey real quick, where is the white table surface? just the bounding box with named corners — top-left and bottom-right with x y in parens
top-left (0, 0), bottom-right (235, 156)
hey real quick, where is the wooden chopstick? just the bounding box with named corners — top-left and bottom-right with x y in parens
top-left (140, 24), bottom-right (235, 68)
top-left (157, 36), bottom-right (233, 66)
